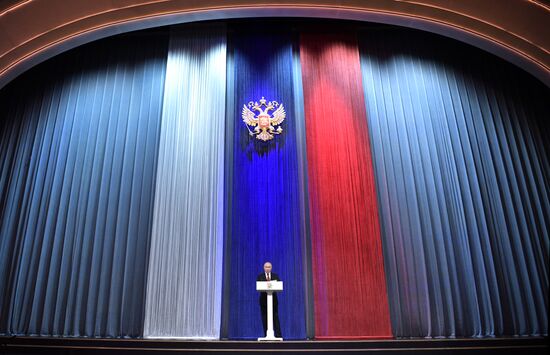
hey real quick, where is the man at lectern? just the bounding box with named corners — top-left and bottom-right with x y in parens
top-left (257, 262), bottom-right (282, 338)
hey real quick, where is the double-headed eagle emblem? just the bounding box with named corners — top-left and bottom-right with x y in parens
top-left (242, 97), bottom-right (286, 141)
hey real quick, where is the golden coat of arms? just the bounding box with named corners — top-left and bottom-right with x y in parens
top-left (242, 97), bottom-right (286, 141)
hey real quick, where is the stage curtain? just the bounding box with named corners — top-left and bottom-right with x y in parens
top-left (0, 34), bottom-right (167, 337)
top-left (221, 28), bottom-right (310, 340)
top-left (143, 25), bottom-right (226, 339)
top-left (299, 32), bottom-right (393, 338)
top-left (359, 29), bottom-right (549, 337)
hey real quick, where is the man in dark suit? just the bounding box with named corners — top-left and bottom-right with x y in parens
top-left (257, 262), bottom-right (282, 338)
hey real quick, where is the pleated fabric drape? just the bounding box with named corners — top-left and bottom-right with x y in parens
top-left (0, 21), bottom-right (548, 341)
top-left (143, 25), bottom-right (227, 339)
top-left (299, 32), bottom-right (393, 338)
top-left (222, 28), bottom-right (310, 340)
top-left (359, 30), bottom-right (549, 337)
top-left (0, 34), bottom-right (168, 337)
top-left (291, 37), bottom-right (316, 339)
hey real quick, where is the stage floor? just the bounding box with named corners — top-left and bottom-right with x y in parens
top-left (1, 335), bottom-right (548, 354)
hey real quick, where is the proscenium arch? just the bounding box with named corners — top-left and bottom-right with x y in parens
top-left (0, 0), bottom-right (549, 90)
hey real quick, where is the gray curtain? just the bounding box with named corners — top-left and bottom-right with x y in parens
top-left (0, 34), bottom-right (167, 337)
top-left (360, 30), bottom-right (549, 338)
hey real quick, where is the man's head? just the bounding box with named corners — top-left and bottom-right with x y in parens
top-left (263, 262), bottom-right (272, 273)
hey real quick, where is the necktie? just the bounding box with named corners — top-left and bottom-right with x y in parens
top-left (267, 273), bottom-right (271, 281)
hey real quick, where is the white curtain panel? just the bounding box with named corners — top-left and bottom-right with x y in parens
top-left (143, 25), bottom-right (226, 339)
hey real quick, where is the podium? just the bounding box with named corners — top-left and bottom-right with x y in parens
top-left (256, 281), bottom-right (283, 341)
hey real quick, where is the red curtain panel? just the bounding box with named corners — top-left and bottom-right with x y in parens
top-left (300, 32), bottom-right (393, 339)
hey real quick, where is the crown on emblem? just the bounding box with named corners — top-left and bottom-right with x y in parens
top-left (242, 96), bottom-right (286, 141)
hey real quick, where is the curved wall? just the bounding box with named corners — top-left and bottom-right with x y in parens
top-left (0, 0), bottom-right (549, 89)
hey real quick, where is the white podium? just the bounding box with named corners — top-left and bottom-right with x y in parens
top-left (256, 281), bottom-right (283, 341)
